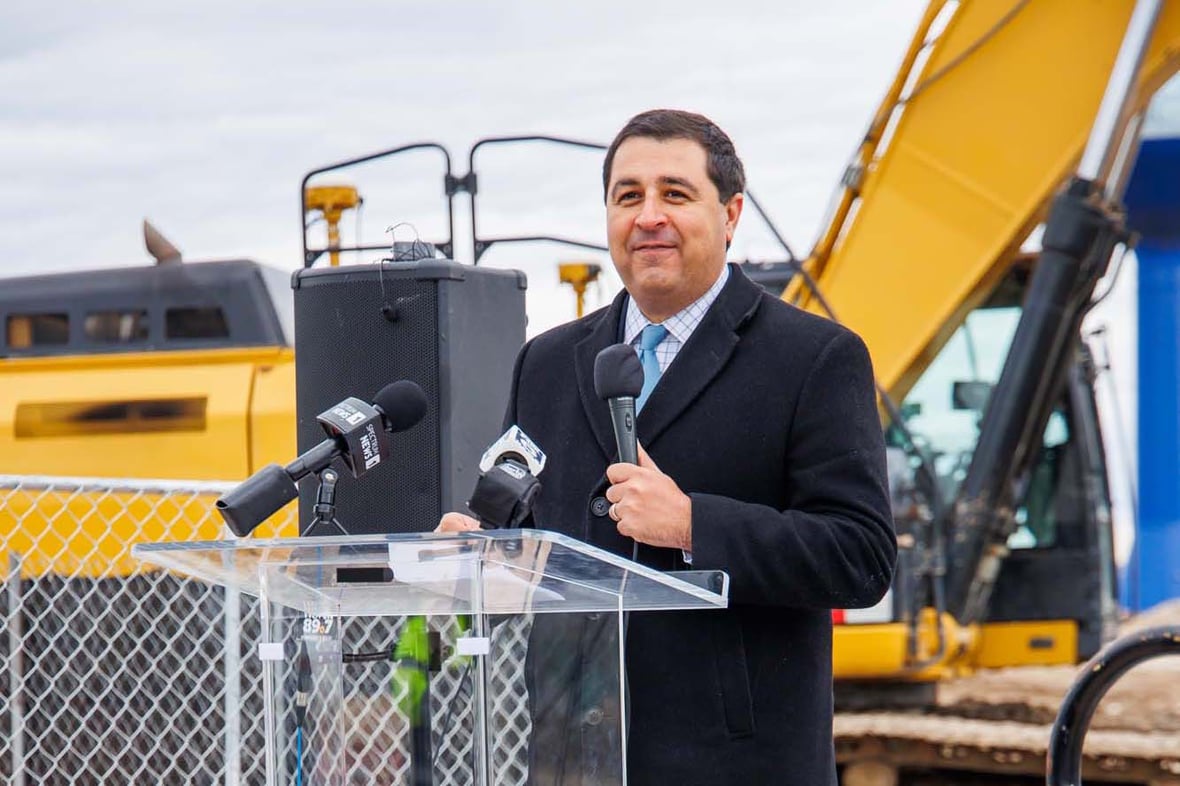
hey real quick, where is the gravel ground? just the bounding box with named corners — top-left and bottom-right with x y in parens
top-left (936, 601), bottom-right (1180, 733)
top-left (836, 601), bottom-right (1180, 768)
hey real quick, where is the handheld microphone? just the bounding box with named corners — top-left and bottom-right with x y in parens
top-left (216, 380), bottom-right (428, 537)
top-left (594, 344), bottom-right (644, 464)
top-left (467, 426), bottom-right (547, 529)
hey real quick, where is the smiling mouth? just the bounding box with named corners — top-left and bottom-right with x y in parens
top-left (633, 243), bottom-right (676, 252)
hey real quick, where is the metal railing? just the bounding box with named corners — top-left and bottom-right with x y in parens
top-left (0, 475), bottom-right (533, 785)
top-left (1047, 625), bottom-right (1180, 785)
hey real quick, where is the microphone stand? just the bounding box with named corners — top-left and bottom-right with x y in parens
top-left (304, 468), bottom-right (350, 537)
top-left (295, 468), bottom-right (347, 783)
top-left (303, 468), bottom-right (439, 783)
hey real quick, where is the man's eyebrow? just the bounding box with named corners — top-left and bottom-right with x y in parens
top-left (609, 175), bottom-right (701, 198)
top-left (659, 175), bottom-right (699, 195)
top-left (610, 177), bottom-right (641, 199)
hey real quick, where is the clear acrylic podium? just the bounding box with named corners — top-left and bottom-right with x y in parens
top-left (134, 530), bottom-right (728, 786)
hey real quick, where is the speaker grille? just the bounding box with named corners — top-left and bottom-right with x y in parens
top-left (294, 274), bottom-right (441, 534)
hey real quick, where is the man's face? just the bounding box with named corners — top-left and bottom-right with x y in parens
top-left (606, 136), bottom-right (743, 322)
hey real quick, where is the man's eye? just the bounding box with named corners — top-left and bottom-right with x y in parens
top-left (665, 189), bottom-right (688, 200)
top-left (617, 191), bottom-right (640, 203)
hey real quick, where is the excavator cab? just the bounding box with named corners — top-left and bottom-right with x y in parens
top-left (884, 258), bottom-right (1118, 675)
top-left (836, 252), bottom-right (1118, 697)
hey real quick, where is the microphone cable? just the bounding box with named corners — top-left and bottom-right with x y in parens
top-left (431, 660), bottom-right (474, 770)
top-left (341, 647), bottom-right (395, 664)
top-left (296, 729), bottom-right (304, 786)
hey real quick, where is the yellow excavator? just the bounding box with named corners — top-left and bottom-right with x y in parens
top-left (792, 0), bottom-right (1180, 698)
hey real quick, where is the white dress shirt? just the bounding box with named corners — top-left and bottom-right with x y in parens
top-left (623, 264), bottom-right (730, 367)
top-left (621, 264), bottom-right (730, 564)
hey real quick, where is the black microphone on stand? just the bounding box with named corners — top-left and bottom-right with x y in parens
top-left (216, 380), bottom-right (428, 537)
top-left (594, 344), bottom-right (644, 464)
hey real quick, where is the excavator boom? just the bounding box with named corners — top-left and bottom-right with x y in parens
top-left (796, 0), bottom-right (1180, 400)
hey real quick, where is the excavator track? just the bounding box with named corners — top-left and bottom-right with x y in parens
top-left (835, 602), bottom-right (1180, 784)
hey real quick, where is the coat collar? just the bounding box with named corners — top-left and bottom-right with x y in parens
top-left (573, 263), bottom-right (764, 462)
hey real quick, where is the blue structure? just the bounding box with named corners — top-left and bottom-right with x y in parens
top-left (1123, 136), bottom-right (1180, 611)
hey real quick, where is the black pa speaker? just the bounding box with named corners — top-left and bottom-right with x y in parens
top-left (291, 260), bottom-right (527, 534)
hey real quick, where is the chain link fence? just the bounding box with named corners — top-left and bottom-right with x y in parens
top-left (0, 475), bottom-right (534, 785)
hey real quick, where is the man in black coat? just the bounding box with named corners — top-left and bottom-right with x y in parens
top-left (440, 109), bottom-right (896, 785)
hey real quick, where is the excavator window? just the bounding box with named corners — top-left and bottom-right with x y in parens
top-left (84, 310), bottom-right (149, 343)
top-left (896, 304), bottom-right (1021, 503)
top-left (892, 299), bottom-right (1081, 552)
top-left (5, 313), bottom-right (69, 348)
top-left (1011, 410), bottom-right (1072, 550)
top-left (165, 306), bottom-right (230, 340)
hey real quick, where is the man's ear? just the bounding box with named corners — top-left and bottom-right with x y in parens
top-left (724, 192), bottom-right (744, 246)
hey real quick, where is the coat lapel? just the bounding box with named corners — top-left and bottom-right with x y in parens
top-left (638, 265), bottom-right (763, 449)
top-left (574, 289), bottom-right (630, 462)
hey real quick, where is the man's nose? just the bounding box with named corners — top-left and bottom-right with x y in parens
top-left (635, 195), bottom-right (667, 229)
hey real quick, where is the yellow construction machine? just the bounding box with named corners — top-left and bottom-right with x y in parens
top-left (788, 0), bottom-right (1180, 702)
top-left (0, 231), bottom-right (301, 574)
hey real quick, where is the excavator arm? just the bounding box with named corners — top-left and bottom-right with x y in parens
top-left (791, 0), bottom-right (1180, 400)
top-left (798, 0), bottom-right (1180, 683)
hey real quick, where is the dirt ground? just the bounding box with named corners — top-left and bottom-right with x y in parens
top-left (835, 601), bottom-right (1180, 777)
top-left (935, 600), bottom-right (1180, 734)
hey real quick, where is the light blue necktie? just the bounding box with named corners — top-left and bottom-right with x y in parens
top-left (636, 323), bottom-right (668, 413)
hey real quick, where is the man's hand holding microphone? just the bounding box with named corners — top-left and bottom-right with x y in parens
top-left (594, 344), bottom-right (692, 553)
top-left (605, 442), bottom-right (692, 552)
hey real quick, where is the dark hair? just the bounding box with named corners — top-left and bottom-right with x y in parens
top-left (602, 109), bottom-right (746, 203)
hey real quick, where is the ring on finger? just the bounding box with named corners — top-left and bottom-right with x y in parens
top-left (610, 503), bottom-right (619, 521)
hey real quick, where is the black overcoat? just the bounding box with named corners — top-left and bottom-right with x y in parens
top-left (508, 264), bottom-right (896, 785)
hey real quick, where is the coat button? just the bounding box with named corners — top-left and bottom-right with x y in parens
top-left (583, 707), bottom-right (604, 726)
top-left (589, 496), bottom-right (610, 517)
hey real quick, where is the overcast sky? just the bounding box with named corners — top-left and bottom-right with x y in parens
top-left (0, 1), bottom-right (932, 321)
top-left (5, 1), bottom-right (1176, 567)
